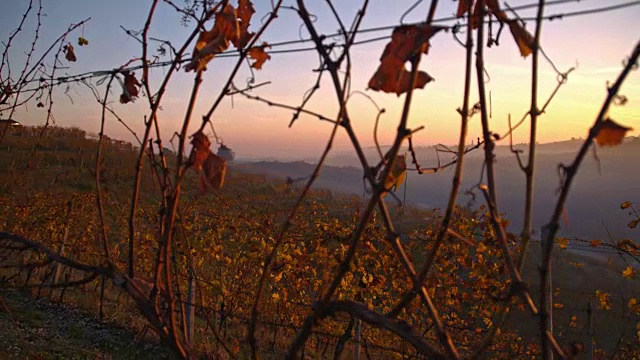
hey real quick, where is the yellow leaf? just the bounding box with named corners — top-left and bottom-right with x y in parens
top-left (476, 242), bottom-right (487, 253)
top-left (556, 237), bottom-right (569, 249)
top-left (623, 266), bottom-right (636, 279)
top-left (596, 290), bottom-right (612, 310)
top-left (621, 201), bottom-right (632, 209)
top-left (273, 272), bottom-right (283, 283)
top-left (595, 118), bottom-right (633, 147)
top-left (271, 293), bottom-right (280, 301)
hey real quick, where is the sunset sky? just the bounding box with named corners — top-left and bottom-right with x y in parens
top-left (1, 0), bottom-right (639, 160)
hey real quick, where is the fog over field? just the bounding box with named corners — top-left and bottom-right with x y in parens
top-left (236, 137), bottom-right (640, 242)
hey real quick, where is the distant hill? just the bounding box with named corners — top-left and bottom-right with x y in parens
top-left (236, 137), bottom-right (640, 242)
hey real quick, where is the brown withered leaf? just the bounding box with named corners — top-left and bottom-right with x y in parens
top-left (120, 71), bottom-right (141, 104)
top-left (595, 118), bottom-right (633, 147)
top-left (215, 4), bottom-right (240, 43)
top-left (383, 25), bottom-right (445, 60)
top-left (120, 94), bottom-right (132, 104)
top-left (200, 151), bottom-right (227, 192)
top-left (185, 5), bottom-right (239, 72)
top-left (368, 25), bottom-right (444, 95)
top-left (469, 0), bottom-right (508, 29)
top-left (185, 29), bottom-right (227, 72)
top-left (486, 0), bottom-right (509, 22)
top-left (382, 154), bottom-right (408, 192)
top-left (508, 20), bottom-right (535, 57)
top-left (471, 0), bottom-right (483, 29)
top-left (64, 44), bottom-right (77, 62)
top-left (396, 70), bottom-right (433, 95)
top-left (369, 61), bottom-right (434, 96)
top-left (457, 0), bottom-right (473, 17)
top-left (590, 240), bottom-right (603, 247)
top-left (124, 72), bottom-right (141, 97)
top-left (247, 43), bottom-right (271, 70)
top-left (233, 0), bottom-right (256, 49)
top-left (188, 131), bottom-right (212, 170)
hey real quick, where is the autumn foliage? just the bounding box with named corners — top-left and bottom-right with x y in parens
top-left (0, 0), bottom-right (639, 359)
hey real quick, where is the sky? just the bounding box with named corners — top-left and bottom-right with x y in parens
top-left (1, 0), bottom-right (639, 160)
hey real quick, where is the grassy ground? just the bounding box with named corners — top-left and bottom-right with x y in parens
top-left (0, 289), bottom-right (171, 359)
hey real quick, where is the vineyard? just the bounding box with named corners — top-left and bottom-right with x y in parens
top-left (1, 0), bottom-right (640, 359)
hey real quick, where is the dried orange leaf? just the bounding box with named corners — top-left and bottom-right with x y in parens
top-left (553, 303), bottom-right (564, 309)
top-left (248, 43), bottom-right (271, 70)
top-left (185, 5), bottom-right (240, 72)
top-left (621, 201), bottom-right (633, 209)
top-left (64, 44), bottom-right (77, 62)
top-left (215, 4), bottom-right (240, 42)
top-left (595, 118), bottom-right (633, 147)
top-left (185, 29), bottom-right (228, 72)
top-left (508, 20), bottom-right (534, 57)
